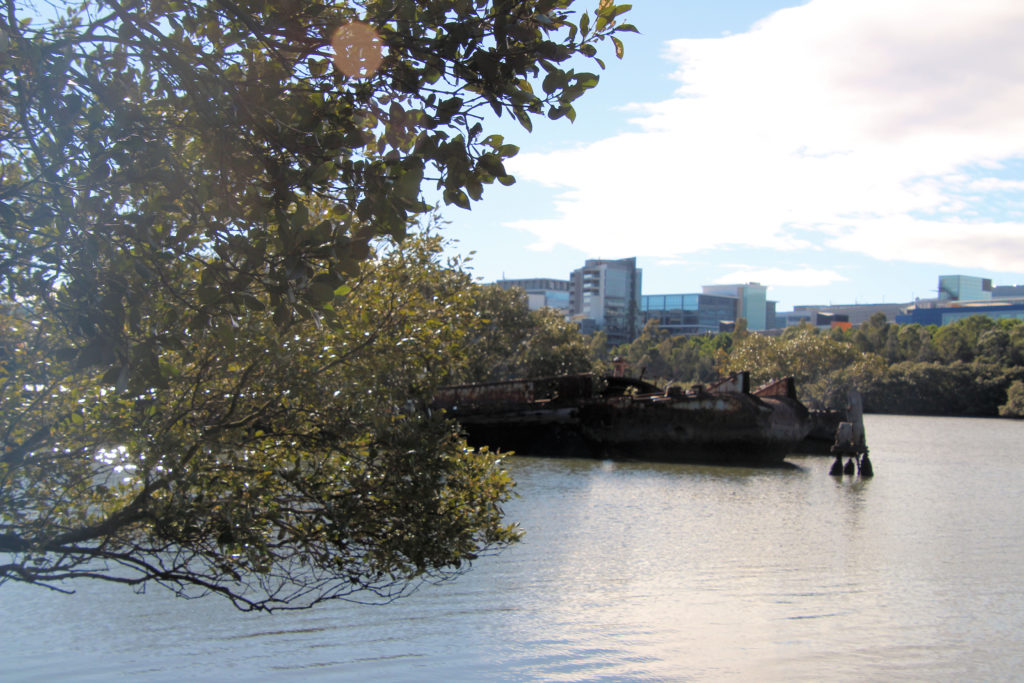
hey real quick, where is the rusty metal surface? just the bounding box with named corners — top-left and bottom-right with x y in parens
top-left (752, 377), bottom-right (798, 399)
top-left (435, 372), bottom-right (813, 466)
top-left (705, 372), bottom-right (750, 395)
top-left (433, 374), bottom-right (597, 412)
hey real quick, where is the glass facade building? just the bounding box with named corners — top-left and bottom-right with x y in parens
top-left (495, 278), bottom-right (571, 312)
top-left (640, 294), bottom-right (738, 336)
top-left (897, 302), bottom-right (1024, 326)
top-left (569, 258), bottom-right (642, 345)
top-left (938, 275), bottom-right (992, 302)
top-left (701, 283), bottom-right (769, 331)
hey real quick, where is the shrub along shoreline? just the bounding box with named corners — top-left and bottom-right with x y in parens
top-left (604, 313), bottom-right (1024, 418)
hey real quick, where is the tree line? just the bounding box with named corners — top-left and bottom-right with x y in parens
top-left (601, 312), bottom-right (1024, 418)
top-left (457, 290), bottom-right (1024, 418)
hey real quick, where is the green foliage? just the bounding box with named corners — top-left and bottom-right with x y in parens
top-left (605, 313), bottom-right (1024, 416)
top-left (620, 319), bottom-right (670, 378)
top-left (0, 0), bottom-right (631, 608)
top-left (448, 285), bottom-right (596, 382)
top-left (807, 353), bottom-right (889, 410)
top-left (895, 324), bottom-right (938, 362)
top-left (724, 327), bottom-right (869, 408)
top-left (999, 379), bottom-right (1024, 418)
top-left (517, 306), bottom-right (596, 377)
top-left (863, 361), bottom-right (1024, 416)
top-left (587, 329), bottom-right (611, 374)
top-left (933, 325), bottom-right (974, 363)
top-left (611, 321), bottom-right (728, 387)
top-left (1, 0), bottom-right (632, 380)
top-left (1, 234), bottom-right (522, 609)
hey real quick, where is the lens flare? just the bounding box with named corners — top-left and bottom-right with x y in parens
top-left (331, 22), bottom-right (384, 79)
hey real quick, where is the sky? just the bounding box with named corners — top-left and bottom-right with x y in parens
top-left (440, 0), bottom-right (1024, 312)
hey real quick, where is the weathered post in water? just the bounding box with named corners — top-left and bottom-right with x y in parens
top-left (830, 390), bottom-right (872, 477)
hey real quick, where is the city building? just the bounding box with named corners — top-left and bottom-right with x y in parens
top-left (640, 293), bottom-right (738, 336)
top-left (569, 258), bottom-right (642, 345)
top-left (897, 300), bottom-right (1024, 326)
top-left (898, 275), bottom-right (1024, 326)
top-left (493, 266), bottom-right (1024, 339)
top-left (701, 283), bottom-right (770, 331)
top-left (993, 284), bottom-right (1024, 298)
top-left (776, 302), bottom-right (910, 328)
top-left (774, 310), bottom-right (852, 330)
top-left (938, 274), bottom-right (993, 301)
top-left (494, 278), bottom-right (570, 312)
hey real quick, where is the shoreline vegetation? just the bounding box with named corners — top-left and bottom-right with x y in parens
top-left (456, 289), bottom-right (1024, 420)
top-left (600, 312), bottom-right (1024, 419)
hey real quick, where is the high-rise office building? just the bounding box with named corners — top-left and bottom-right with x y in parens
top-left (569, 258), bottom-right (642, 345)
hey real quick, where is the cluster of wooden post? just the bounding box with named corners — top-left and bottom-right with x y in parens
top-left (829, 390), bottom-right (874, 478)
top-left (830, 451), bottom-right (873, 477)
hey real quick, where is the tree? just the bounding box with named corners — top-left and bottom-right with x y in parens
top-left (2, 232), bottom-right (528, 610)
top-left (622, 319), bottom-right (669, 378)
top-left (999, 379), bottom-right (1024, 418)
top-left (952, 314), bottom-right (997, 353)
top-left (720, 331), bottom-right (779, 381)
top-left (977, 327), bottom-right (1012, 364)
top-left (516, 306), bottom-right (595, 378)
top-left (895, 323), bottom-right (935, 362)
top-left (445, 284), bottom-right (531, 382)
top-left (933, 325), bottom-right (973, 363)
top-left (586, 329), bottom-right (610, 374)
top-left (0, 0), bottom-right (633, 609)
top-left (861, 360), bottom-right (1022, 416)
top-left (816, 353), bottom-right (888, 409)
top-left (654, 315), bottom-right (1024, 416)
top-left (724, 328), bottom-right (870, 408)
top-left (445, 284), bottom-right (595, 383)
top-left (1009, 322), bottom-right (1024, 366)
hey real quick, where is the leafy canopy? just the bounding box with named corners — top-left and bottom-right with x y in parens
top-left (445, 283), bottom-right (597, 383)
top-left (608, 314), bottom-right (1024, 415)
top-left (0, 0), bottom-right (633, 610)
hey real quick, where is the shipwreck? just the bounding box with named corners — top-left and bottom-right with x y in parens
top-left (433, 372), bottom-right (812, 467)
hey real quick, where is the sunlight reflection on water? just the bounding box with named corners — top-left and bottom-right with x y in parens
top-left (4, 415), bottom-right (1024, 681)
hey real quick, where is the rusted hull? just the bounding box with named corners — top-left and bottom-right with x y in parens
top-left (792, 409), bottom-right (846, 454)
top-left (578, 395), bottom-right (808, 465)
top-left (436, 374), bottom-right (812, 466)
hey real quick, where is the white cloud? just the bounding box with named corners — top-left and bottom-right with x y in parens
top-left (968, 178), bottom-right (1024, 192)
top-left (827, 217), bottom-right (1024, 271)
top-left (714, 267), bottom-right (847, 288)
top-left (506, 0), bottom-right (1024, 271)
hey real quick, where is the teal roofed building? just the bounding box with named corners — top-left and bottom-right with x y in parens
top-left (938, 275), bottom-right (993, 302)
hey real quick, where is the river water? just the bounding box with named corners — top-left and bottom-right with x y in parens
top-left (3, 414), bottom-right (1024, 681)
